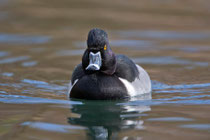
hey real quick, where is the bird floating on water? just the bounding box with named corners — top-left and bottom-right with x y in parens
top-left (68, 28), bottom-right (151, 100)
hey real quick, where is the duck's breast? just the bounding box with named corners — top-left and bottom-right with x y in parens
top-left (70, 73), bottom-right (128, 100)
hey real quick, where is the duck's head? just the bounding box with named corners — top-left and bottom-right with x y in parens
top-left (82, 28), bottom-right (116, 75)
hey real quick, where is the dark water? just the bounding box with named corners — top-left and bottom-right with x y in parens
top-left (0, 0), bottom-right (210, 140)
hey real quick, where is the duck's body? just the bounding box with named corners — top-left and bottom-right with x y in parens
top-left (68, 28), bottom-right (151, 100)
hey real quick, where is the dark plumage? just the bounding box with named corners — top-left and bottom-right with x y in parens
top-left (68, 28), bottom-right (151, 100)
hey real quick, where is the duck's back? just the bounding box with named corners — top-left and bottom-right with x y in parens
top-left (115, 55), bottom-right (151, 96)
top-left (115, 55), bottom-right (139, 82)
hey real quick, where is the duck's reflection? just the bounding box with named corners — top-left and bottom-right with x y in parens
top-left (68, 94), bottom-right (151, 140)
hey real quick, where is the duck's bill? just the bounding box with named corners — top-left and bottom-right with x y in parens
top-left (86, 51), bottom-right (102, 71)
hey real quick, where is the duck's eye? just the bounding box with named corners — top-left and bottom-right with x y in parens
top-left (104, 45), bottom-right (107, 51)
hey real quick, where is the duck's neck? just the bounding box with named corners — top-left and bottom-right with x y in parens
top-left (100, 47), bottom-right (116, 75)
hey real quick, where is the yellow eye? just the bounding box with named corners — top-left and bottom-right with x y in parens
top-left (104, 45), bottom-right (107, 50)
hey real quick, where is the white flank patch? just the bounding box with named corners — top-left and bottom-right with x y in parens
top-left (119, 64), bottom-right (152, 97)
top-left (135, 64), bottom-right (152, 93)
top-left (67, 79), bottom-right (78, 98)
top-left (119, 77), bottom-right (136, 96)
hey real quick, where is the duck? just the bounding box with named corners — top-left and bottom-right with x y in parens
top-left (68, 28), bottom-right (151, 100)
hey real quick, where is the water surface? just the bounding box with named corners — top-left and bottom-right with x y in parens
top-left (0, 0), bottom-right (210, 140)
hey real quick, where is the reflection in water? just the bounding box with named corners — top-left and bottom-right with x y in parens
top-left (68, 96), bottom-right (151, 140)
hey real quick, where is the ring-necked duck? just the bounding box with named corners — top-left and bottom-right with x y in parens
top-left (68, 28), bottom-right (151, 100)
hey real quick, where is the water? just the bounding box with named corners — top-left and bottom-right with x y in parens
top-left (0, 0), bottom-right (210, 140)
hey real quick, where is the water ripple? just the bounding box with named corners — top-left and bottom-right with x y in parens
top-left (1, 72), bottom-right (14, 77)
top-left (0, 94), bottom-right (82, 105)
top-left (21, 61), bottom-right (37, 67)
top-left (147, 117), bottom-right (193, 122)
top-left (22, 79), bottom-right (48, 85)
top-left (132, 56), bottom-right (208, 66)
top-left (20, 79), bottom-right (67, 94)
top-left (0, 51), bottom-right (9, 57)
top-left (152, 81), bottom-right (210, 90)
top-left (0, 80), bottom-right (210, 106)
top-left (0, 33), bottom-right (51, 44)
top-left (156, 95), bottom-right (210, 101)
top-left (110, 40), bottom-right (154, 47)
top-left (73, 40), bottom-right (154, 49)
top-left (56, 49), bottom-right (84, 56)
top-left (0, 56), bottom-right (30, 64)
top-left (180, 124), bottom-right (210, 131)
top-left (0, 79), bottom-right (67, 95)
top-left (21, 121), bottom-right (86, 133)
top-left (0, 90), bottom-right (7, 94)
top-left (117, 30), bottom-right (210, 40)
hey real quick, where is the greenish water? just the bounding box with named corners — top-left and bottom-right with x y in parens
top-left (0, 0), bottom-right (210, 140)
